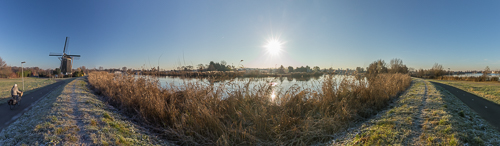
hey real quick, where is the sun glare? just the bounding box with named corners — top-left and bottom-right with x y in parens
top-left (265, 39), bottom-right (283, 56)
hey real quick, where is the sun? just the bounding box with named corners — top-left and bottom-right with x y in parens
top-left (264, 39), bottom-right (283, 56)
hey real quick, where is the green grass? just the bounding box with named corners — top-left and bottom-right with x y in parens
top-left (429, 79), bottom-right (500, 105)
top-left (0, 77), bottom-right (62, 104)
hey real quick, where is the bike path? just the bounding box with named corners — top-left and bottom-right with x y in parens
top-left (431, 82), bottom-right (500, 131)
top-left (0, 79), bottom-right (71, 131)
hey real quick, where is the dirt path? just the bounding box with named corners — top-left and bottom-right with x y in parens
top-left (431, 82), bottom-right (500, 131)
top-left (0, 79), bottom-right (70, 131)
top-left (70, 80), bottom-right (89, 144)
top-left (411, 81), bottom-right (428, 144)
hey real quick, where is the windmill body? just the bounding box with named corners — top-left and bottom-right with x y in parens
top-left (49, 37), bottom-right (81, 75)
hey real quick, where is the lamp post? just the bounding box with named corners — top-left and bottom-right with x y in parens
top-left (21, 61), bottom-right (26, 91)
top-left (448, 68), bottom-right (451, 76)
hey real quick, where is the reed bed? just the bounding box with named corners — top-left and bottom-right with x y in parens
top-left (88, 72), bottom-right (410, 145)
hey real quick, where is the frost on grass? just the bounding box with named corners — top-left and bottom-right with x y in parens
top-left (332, 79), bottom-right (500, 145)
top-left (0, 78), bottom-right (167, 145)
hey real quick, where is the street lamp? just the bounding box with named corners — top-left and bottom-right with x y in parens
top-left (21, 61), bottom-right (26, 91)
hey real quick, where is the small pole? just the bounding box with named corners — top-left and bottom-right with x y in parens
top-left (21, 61), bottom-right (26, 91)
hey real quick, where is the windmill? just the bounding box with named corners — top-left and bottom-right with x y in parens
top-left (49, 37), bottom-right (81, 75)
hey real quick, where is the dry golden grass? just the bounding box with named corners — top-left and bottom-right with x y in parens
top-left (88, 71), bottom-right (411, 145)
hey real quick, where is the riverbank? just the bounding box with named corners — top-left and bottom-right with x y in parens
top-left (88, 71), bottom-right (410, 145)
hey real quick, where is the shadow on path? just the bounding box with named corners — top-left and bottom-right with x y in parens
top-left (431, 82), bottom-right (500, 131)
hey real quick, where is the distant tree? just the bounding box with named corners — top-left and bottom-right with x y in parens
top-left (366, 59), bottom-right (388, 79)
top-left (278, 65), bottom-right (285, 74)
top-left (355, 67), bottom-right (365, 73)
top-left (0, 57), bottom-right (5, 67)
top-left (0, 57), bottom-right (13, 78)
top-left (288, 66), bottom-right (294, 73)
top-left (483, 66), bottom-right (491, 77)
top-left (389, 58), bottom-right (408, 74)
top-left (313, 66), bottom-right (320, 72)
top-left (208, 64), bottom-right (216, 71)
top-left (99, 66), bottom-right (104, 71)
top-left (53, 68), bottom-right (61, 75)
top-left (431, 63), bottom-right (444, 78)
top-left (305, 66), bottom-right (311, 72)
top-left (122, 67), bottom-right (127, 72)
top-left (197, 64), bottom-right (205, 72)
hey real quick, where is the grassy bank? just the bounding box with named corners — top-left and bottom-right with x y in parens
top-left (335, 78), bottom-right (500, 145)
top-left (0, 77), bottom-right (166, 145)
top-left (88, 71), bottom-right (410, 145)
top-left (429, 80), bottom-right (500, 105)
top-left (0, 77), bottom-right (61, 104)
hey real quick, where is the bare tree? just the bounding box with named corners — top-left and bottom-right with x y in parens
top-left (0, 57), bottom-right (5, 67)
top-left (483, 66), bottom-right (491, 77)
top-left (431, 63), bottom-right (444, 77)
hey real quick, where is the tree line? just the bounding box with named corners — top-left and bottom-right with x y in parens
top-left (0, 56), bottom-right (88, 78)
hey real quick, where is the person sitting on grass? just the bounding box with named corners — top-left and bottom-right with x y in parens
top-left (11, 84), bottom-right (22, 101)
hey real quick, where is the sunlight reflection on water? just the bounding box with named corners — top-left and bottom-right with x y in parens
top-left (138, 75), bottom-right (364, 101)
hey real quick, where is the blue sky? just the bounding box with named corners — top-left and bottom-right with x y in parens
top-left (0, 0), bottom-right (499, 71)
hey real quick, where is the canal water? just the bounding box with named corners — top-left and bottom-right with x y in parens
top-left (142, 75), bottom-right (363, 100)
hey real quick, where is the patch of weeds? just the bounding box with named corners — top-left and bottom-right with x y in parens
top-left (427, 136), bottom-right (434, 143)
top-left (405, 117), bottom-right (412, 125)
top-left (439, 119), bottom-right (448, 125)
top-left (50, 116), bottom-right (58, 122)
top-left (117, 135), bottom-right (129, 145)
top-left (103, 112), bottom-right (113, 121)
top-left (474, 136), bottom-right (484, 145)
top-left (376, 120), bottom-right (395, 127)
top-left (442, 104), bottom-right (447, 108)
top-left (458, 110), bottom-right (464, 117)
top-left (66, 134), bottom-right (78, 142)
top-left (90, 119), bottom-right (97, 126)
top-left (449, 134), bottom-right (458, 146)
top-left (102, 140), bottom-right (109, 146)
top-left (55, 127), bottom-right (64, 135)
top-left (441, 126), bottom-right (452, 134)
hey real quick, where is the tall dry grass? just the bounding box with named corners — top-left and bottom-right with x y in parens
top-left (88, 72), bottom-right (411, 145)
